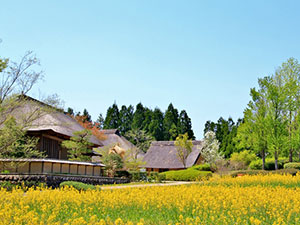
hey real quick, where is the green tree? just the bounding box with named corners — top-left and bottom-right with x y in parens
top-left (174, 133), bottom-right (193, 168)
top-left (103, 103), bottom-right (120, 129)
top-left (61, 129), bottom-right (93, 162)
top-left (163, 103), bottom-right (179, 140)
top-left (96, 113), bottom-right (104, 129)
top-left (132, 103), bottom-right (146, 130)
top-left (141, 107), bottom-right (153, 132)
top-left (178, 110), bottom-right (195, 140)
top-left (0, 51), bottom-right (58, 162)
top-left (235, 81), bottom-right (270, 170)
top-left (148, 108), bottom-right (164, 141)
top-left (204, 117), bottom-right (241, 158)
top-left (82, 109), bottom-right (92, 123)
top-left (0, 116), bottom-right (43, 159)
top-left (97, 146), bottom-right (124, 177)
top-left (279, 58), bottom-right (300, 162)
top-left (67, 107), bottom-right (74, 116)
top-left (125, 129), bottom-right (153, 153)
top-left (119, 105), bottom-right (134, 135)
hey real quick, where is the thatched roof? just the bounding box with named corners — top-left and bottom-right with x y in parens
top-left (10, 96), bottom-right (103, 146)
top-left (143, 140), bottom-right (203, 169)
top-left (101, 129), bottom-right (136, 150)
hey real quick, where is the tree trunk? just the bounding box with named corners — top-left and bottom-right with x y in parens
top-left (289, 111), bottom-right (293, 162)
top-left (274, 151), bottom-right (278, 170)
top-left (262, 149), bottom-right (265, 170)
top-left (289, 150), bottom-right (293, 162)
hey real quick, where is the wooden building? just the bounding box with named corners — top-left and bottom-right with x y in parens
top-left (143, 141), bottom-right (203, 172)
top-left (11, 96), bottom-right (103, 160)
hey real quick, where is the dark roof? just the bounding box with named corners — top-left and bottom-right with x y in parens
top-left (10, 96), bottom-right (102, 146)
top-left (143, 140), bottom-right (203, 169)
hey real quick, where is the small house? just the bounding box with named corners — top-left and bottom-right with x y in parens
top-left (143, 140), bottom-right (203, 172)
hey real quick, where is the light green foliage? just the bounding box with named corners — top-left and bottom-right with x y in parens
top-left (125, 129), bottom-right (153, 153)
top-left (249, 158), bottom-right (288, 170)
top-left (284, 162), bottom-right (300, 170)
top-left (123, 148), bottom-right (146, 172)
top-left (97, 145), bottom-right (124, 177)
top-left (189, 163), bottom-right (212, 171)
top-left (230, 150), bottom-right (258, 166)
top-left (61, 129), bottom-right (93, 162)
top-left (160, 169), bottom-right (212, 181)
top-left (60, 181), bottom-right (97, 191)
top-left (201, 131), bottom-right (222, 166)
top-left (235, 58), bottom-right (300, 170)
top-left (0, 116), bottom-right (42, 159)
top-left (174, 133), bottom-right (193, 168)
top-left (204, 117), bottom-right (241, 158)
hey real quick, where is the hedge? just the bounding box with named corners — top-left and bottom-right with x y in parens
top-left (230, 169), bottom-right (299, 177)
top-left (249, 158), bottom-right (288, 170)
top-left (190, 163), bottom-right (212, 171)
top-left (59, 181), bottom-right (98, 191)
top-left (160, 169), bottom-right (212, 181)
top-left (284, 163), bottom-right (300, 170)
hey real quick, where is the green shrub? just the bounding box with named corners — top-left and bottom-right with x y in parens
top-left (148, 172), bottom-right (159, 182)
top-left (190, 163), bottom-right (212, 171)
top-left (59, 181), bottom-right (97, 191)
top-left (157, 173), bottom-right (166, 182)
top-left (230, 169), bottom-right (298, 177)
top-left (230, 150), bottom-right (258, 166)
top-left (160, 169), bottom-right (212, 181)
top-left (284, 163), bottom-right (300, 170)
top-left (270, 169), bottom-right (299, 176)
top-left (249, 158), bottom-right (287, 170)
top-left (129, 171), bottom-right (147, 182)
top-left (115, 170), bottom-right (131, 178)
top-left (0, 170), bottom-right (10, 174)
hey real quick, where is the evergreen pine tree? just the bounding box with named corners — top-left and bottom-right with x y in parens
top-left (96, 113), bottom-right (104, 129)
top-left (67, 107), bottom-right (74, 116)
top-left (178, 110), bottom-right (195, 140)
top-left (142, 108), bottom-right (153, 132)
top-left (82, 109), bottom-right (92, 123)
top-left (119, 105), bottom-right (134, 135)
top-left (148, 108), bottom-right (164, 140)
top-left (132, 103), bottom-right (146, 130)
top-left (103, 103), bottom-right (120, 129)
top-left (163, 103), bottom-right (179, 140)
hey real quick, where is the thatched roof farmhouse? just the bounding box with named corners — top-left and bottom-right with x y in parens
top-left (143, 140), bottom-right (203, 172)
top-left (8, 96), bottom-right (103, 160)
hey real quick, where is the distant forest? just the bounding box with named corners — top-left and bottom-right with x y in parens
top-left (67, 103), bottom-right (195, 142)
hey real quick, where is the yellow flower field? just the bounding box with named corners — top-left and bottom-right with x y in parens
top-left (1, 174), bottom-right (300, 224)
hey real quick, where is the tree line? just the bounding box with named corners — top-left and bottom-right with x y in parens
top-left (204, 58), bottom-right (300, 170)
top-left (69, 103), bottom-right (195, 143)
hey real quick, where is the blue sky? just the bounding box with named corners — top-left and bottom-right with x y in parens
top-left (1, 1), bottom-right (300, 139)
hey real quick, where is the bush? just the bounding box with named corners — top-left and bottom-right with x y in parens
top-left (190, 163), bottom-right (212, 171)
top-left (129, 171), bottom-right (147, 182)
top-left (284, 163), bottom-right (300, 170)
top-left (249, 158), bottom-right (287, 170)
top-left (148, 172), bottom-right (159, 182)
top-left (0, 170), bottom-right (10, 174)
top-left (230, 169), bottom-right (298, 177)
top-left (157, 173), bottom-right (166, 182)
top-left (115, 170), bottom-right (131, 178)
top-left (59, 181), bottom-right (97, 191)
top-left (230, 151), bottom-right (258, 166)
top-left (160, 169), bottom-right (212, 181)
